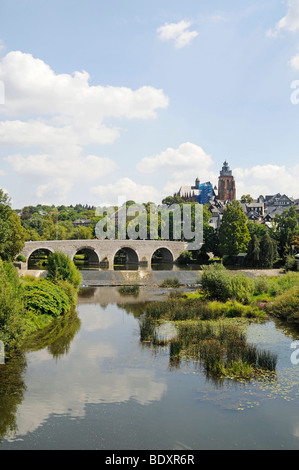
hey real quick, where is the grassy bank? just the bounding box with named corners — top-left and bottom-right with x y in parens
top-left (0, 252), bottom-right (81, 360)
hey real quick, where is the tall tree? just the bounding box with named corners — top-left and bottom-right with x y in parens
top-left (0, 189), bottom-right (26, 261)
top-left (246, 234), bottom-right (260, 267)
top-left (241, 194), bottom-right (253, 204)
top-left (259, 232), bottom-right (277, 268)
top-left (274, 206), bottom-right (299, 257)
top-left (219, 200), bottom-right (251, 256)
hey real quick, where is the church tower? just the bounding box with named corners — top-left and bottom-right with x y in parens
top-left (218, 161), bottom-right (236, 201)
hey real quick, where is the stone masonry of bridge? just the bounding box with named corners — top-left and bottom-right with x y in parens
top-left (20, 239), bottom-right (188, 270)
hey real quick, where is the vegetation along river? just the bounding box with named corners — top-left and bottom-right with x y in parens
top-left (0, 284), bottom-right (299, 450)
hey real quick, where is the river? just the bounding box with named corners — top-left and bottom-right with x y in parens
top-left (0, 285), bottom-right (299, 450)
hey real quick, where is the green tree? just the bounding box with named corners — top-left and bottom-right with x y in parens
top-left (246, 234), bottom-right (260, 267)
top-left (241, 194), bottom-right (254, 204)
top-left (219, 201), bottom-right (251, 256)
top-left (274, 206), bottom-right (299, 258)
top-left (47, 251), bottom-right (82, 288)
top-left (0, 189), bottom-right (26, 261)
top-left (259, 232), bottom-right (277, 268)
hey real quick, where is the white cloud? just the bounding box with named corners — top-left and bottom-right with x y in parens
top-left (0, 50), bottom-right (169, 203)
top-left (137, 142), bottom-right (213, 173)
top-left (137, 142), bottom-right (218, 198)
top-left (267, 0), bottom-right (299, 37)
top-left (289, 52), bottom-right (299, 69)
top-left (91, 177), bottom-right (160, 206)
top-left (0, 51), bottom-right (169, 120)
top-left (6, 153), bottom-right (118, 180)
top-left (234, 163), bottom-right (299, 198)
top-left (157, 21), bottom-right (199, 48)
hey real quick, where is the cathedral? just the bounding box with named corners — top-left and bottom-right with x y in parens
top-left (217, 161), bottom-right (236, 201)
top-left (175, 161), bottom-right (236, 203)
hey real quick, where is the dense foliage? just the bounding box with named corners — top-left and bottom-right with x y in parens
top-left (0, 250), bottom-right (82, 359)
top-left (0, 190), bottom-right (26, 261)
top-left (0, 260), bottom-right (27, 353)
top-left (47, 251), bottom-right (82, 288)
top-left (23, 280), bottom-right (70, 318)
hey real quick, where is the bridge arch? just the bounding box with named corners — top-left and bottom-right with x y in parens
top-left (151, 247), bottom-right (174, 266)
top-left (113, 246), bottom-right (139, 269)
top-left (72, 246), bottom-right (100, 267)
top-left (27, 247), bottom-right (55, 269)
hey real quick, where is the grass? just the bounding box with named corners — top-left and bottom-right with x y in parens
top-left (118, 285), bottom-right (140, 296)
top-left (160, 278), bottom-right (180, 288)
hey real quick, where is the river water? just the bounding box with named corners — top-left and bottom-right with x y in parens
top-left (0, 285), bottom-right (299, 450)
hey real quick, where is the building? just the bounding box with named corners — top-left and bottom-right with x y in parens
top-left (175, 178), bottom-right (215, 204)
top-left (218, 161), bottom-right (236, 201)
top-left (198, 182), bottom-right (215, 205)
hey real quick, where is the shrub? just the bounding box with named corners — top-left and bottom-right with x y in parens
top-left (177, 250), bottom-right (193, 265)
top-left (266, 286), bottom-right (299, 323)
top-left (0, 260), bottom-right (27, 353)
top-left (268, 272), bottom-right (299, 297)
top-left (54, 279), bottom-right (78, 306)
top-left (16, 254), bottom-right (26, 262)
top-left (201, 264), bottom-right (231, 301)
top-left (253, 276), bottom-right (270, 295)
top-left (284, 256), bottom-right (297, 272)
top-left (228, 273), bottom-right (254, 304)
top-left (23, 279), bottom-right (70, 318)
top-left (118, 285), bottom-right (140, 296)
top-left (47, 251), bottom-right (82, 288)
top-left (160, 278), bottom-right (180, 288)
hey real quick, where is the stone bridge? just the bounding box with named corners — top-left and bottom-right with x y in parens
top-left (20, 239), bottom-right (189, 270)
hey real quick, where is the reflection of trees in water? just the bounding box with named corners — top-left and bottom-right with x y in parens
top-left (0, 310), bottom-right (81, 441)
top-left (0, 353), bottom-right (27, 442)
top-left (117, 302), bottom-right (151, 318)
top-left (23, 309), bottom-right (81, 359)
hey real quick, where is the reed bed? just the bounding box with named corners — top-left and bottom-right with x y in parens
top-left (139, 310), bottom-right (277, 378)
top-left (118, 285), bottom-right (140, 296)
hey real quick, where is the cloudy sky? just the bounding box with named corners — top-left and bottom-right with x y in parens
top-left (0, 0), bottom-right (299, 208)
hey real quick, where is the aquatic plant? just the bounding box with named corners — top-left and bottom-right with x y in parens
top-left (160, 278), bottom-right (180, 288)
top-left (118, 285), bottom-right (140, 296)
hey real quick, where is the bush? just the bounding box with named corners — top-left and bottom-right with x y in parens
top-left (54, 279), bottom-right (78, 306)
top-left (266, 286), bottom-right (299, 323)
top-left (229, 273), bottom-right (254, 304)
top-left (47, 251), bottom-right (82, 288)
top-left (160, 278), bottom-right (180, 288)
top-left (253, 276), bottom-right (270, 295)
top-left (177, 250), bottom-right (193, 265)
top-left (24, 279), bottom-right (70, 318)
top-left (0, 260), bottom-right (27, 353)
top-left (201, 264), bottom-right (231, 301)
top-left (284, 256), bottom-right (297, 272)
top-left (118, 285), bottom-right (140, 296)
top-left (16, 254), bottom-right (26, 262)
top-left (268, 272), bottom-right (299, 297)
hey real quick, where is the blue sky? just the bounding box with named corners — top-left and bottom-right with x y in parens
top-left (0, 0), bottom-right (299, 208)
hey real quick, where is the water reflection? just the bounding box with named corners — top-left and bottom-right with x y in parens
top-left (0, 287), bottom-right (299, 450)
top-left (0, 288), bottom-right (169, 443)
